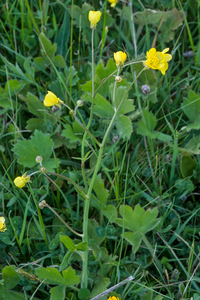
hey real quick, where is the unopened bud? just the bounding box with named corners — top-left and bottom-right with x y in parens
top-left (69, 110), bottom-right (75, 115)
top-left (77, 100), bottom-right (83, 107)
top-left (142, 85), bottom-right (150, 95)
top-left (115, 76), bottom-right (122, 83)
top-left (36, 156), bottom-right (43, 163)
top-left (39, 200), bottom-right (47, 209)
top-left (40, 167), bottom-right (46, 173)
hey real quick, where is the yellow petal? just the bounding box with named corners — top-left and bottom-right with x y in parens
top-left (162, 48), bottom-right (170, 54)
top-left (0, 217), bottom-right (7, 232)
top-left (164, 54), bottom-right (172, 62)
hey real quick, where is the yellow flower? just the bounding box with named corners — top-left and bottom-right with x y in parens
top-left (14, 173), bottom-right (31, 188)
top-left (108, 0), bottom-right (118, 7)
top-left (44, 91), bottom-right (63, 108)
top-left (143, 48), bottom-right (172, 75)
top-left (0, 217), bottom-right (7, 232)
top-left (88, 11), bottom-right (102, 29)
top-left (114, 51), bottom-right (127, 67)
top-left (107, 297), bottom-right (119, 300)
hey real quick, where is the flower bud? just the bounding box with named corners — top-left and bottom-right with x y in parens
top-left (142, 85), bottom-right (150, 95)
top-left (36, 156), bottom-right (43, 163)
top-left (39, 200), bottom-right (47, 209)
top-left (40, 167), bottom-right (46, 173)
top-left (77, 100), bottom-right (83, 107)
top-left (14, 173), bottom-right (31, 188)
top-left (69, 110), bottom-right (75, 116)
top-left (115, 76), bottom-right (122, 83)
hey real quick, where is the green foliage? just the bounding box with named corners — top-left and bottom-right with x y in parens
top-left (132, 7), bottom-right (184, 42)
top-left (1, 0), bottom-right (200, 299)
top-left (181, 90), bottom-right (200, 131)
top-left (12, 130), bottom-right (59, 171)
top-left (136, 109), bottom-right (172, 141)
top-left (116, 204), bottom-right (160, 253)
top-left (180, 154), bottom-right (196, 178)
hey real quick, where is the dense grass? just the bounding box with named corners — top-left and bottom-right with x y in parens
top-left (1, 0), bottom-right (200, 300)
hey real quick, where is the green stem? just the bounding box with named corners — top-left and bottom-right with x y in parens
top-left (81, 28), bottom-right (95, 191)
top-left (113, 67), bottom-right (120, 111)
top-left (44, 202), bottom-right (82, 237)
top-left (74, 115), bottom-right (101, 147)
top-left (46, 171), bottom-right (88, 200)
top-left (81, 67), bottom-right (146, 288)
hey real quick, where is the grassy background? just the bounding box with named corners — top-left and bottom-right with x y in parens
top-left (1, 0), bottom-right (200, 299)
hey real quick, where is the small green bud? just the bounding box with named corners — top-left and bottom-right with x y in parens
top-left (36, 156), bottom-right (43, 163)
top-left (115, 76), bottom-right (122, 83)
top-left (77, 100), bottom-right (83, 107)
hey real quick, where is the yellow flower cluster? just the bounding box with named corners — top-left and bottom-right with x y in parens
top-left (0, 217), bottom-right (7, 232)
top-left (143, 48), bottom-right (172, 75)
top-left (14, 173), bottom-right (31, 188)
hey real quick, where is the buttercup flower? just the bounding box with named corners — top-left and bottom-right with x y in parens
top-left (88, 11), bottom-right (102, 29)
top-left (14, 173), bottom-right (31, 188)
top-left (143, 48), bottom-right (172, 75)
top-left (107, 297), bottom-right (119, 300)
top-left (44, 91), bottom-right (63, 108)
top-left (108, 0), bottom-right (118, 7)
top-left (114, 51), bottom-right (127, 67)
top-left (0, 217), bottom-right (7, 232)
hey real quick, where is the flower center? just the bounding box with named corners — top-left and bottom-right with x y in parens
top-left (149, 56), bottom-right (159, 68)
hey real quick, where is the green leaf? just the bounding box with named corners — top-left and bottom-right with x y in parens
top-left (50, 285), bottom-right (66, 300)
top-left (115, 115), bottom-right (133, 139)
top-left (78, 288), bottom-right (90, 300)
top-left (34, 57), bottom-right (49, 70)
top-left (132, 8), bottom-right (183, 42)
top-left (87, 93), bottom-right (114, 119)
top-left (180, 154), bottom-right (196, 178)
top-left (59, 250), bottom-right (73, 272)
top-left (25, 92), bottom-right (56, 125)
top-left (0, 55), bottom-right (25, 78)
top-left (53, 55), bottom-right (66, 68)
top-left (123, 231), bottom-right (142, 253)
top-left (116, 204), bottom-right (160, 235)
top-left (89, 174), bottom-right (109, 207)
top-left (109, 85), bottom-right (135, 115)
top-left (62, 124), bottom-right (82, 144)
top-left (57, 9), bottom-right (70, 57)
top-left (31, 130), bottom-right (53, 159)
top-left (40, 32), bottom-right (57, 60)
top-left (181, 90), bottom-right (200, 122)
top-left (35, 267), bottom-right (65, 285)
top-left (5, 80), bottom-right (25, 97)
top-left (102, 205), bottom-right (117, 223)
top-left (90, 277), bottom-right (110, 298)
top-left (76, 242), bottom-right (89, 251)
top-left (2, 266), bottom-right (20, 290)
top-left (12, 130), bottom-right (59, 171)
top-left (62, 267), bottom-right (80, 286)
top-left (60, 236), bottom-right (76, 250)
top-left (12, 139), bottom-right (39, 167)
top-left (140, 290), bottom-right (153, 300)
